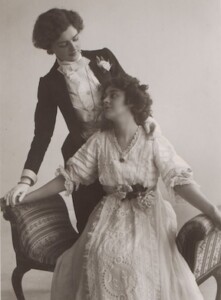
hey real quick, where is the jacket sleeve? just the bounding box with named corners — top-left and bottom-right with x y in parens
top-left (24, 77), bottom-right (57, 174)
top-left (103, 48), bottom-right (129, 78)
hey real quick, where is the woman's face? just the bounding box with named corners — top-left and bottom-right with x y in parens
top-left (102, 86), bottom-right (131, 121)
top-left (51, 25), bottom-right (81, 62)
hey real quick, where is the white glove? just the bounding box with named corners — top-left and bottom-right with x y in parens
top-left (144, 116), bottom-right (161, 136)
top-left (4, 183), bottom-right (30, 207)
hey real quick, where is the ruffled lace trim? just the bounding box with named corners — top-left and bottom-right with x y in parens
top-left (164, 167), bottom-right (199, 203)
top-left (55, 166), bottom-right (81, 196)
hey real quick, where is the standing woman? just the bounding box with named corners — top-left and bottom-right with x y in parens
top-left (13, 76), bottom-right (221, 299)
top-left (4, 8), bottom-right (134, 232)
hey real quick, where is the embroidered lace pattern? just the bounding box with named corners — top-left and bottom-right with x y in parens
top-left (53, 128), bottom-right (203, 299)
top-left (84, 196), bottom-right (160, 299)
top-left (111, 126), bottom-right (141, 161)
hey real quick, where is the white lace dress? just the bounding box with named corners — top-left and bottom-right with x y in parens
top-left (51, 126), bottom-right (204, 300)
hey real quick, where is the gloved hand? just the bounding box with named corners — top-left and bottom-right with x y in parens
top-left (4, 183), bottom-right (30, 206)
top-left (144, 116), bottom-right (161, 137)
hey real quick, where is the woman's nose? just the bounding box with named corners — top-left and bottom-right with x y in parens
top-left (103, 96), bottom-right (110, 104)
top-left (69, 40), bottom-right (77, 50)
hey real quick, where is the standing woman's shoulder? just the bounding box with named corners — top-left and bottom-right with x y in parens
top-left (82, 47), bottom-right (128, 77)
top-left (82, 47), bottom-right (114, 59)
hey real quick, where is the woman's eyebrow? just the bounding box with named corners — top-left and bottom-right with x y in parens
top-left (57, 33), bottom-right (79, 44)
top-left (108, 88), bottom-right (120, 93)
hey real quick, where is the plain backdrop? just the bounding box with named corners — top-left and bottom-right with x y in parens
top-left (1, 0), bottom-right (221, 226)
top-left (0, 1), bottom-right (220, 299)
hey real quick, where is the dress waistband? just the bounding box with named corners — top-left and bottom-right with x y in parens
top-left (103, 184), bottom-right (157, 209)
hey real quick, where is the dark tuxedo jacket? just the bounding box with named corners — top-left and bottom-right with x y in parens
top-left (24, 48), bottom-right (128, 174)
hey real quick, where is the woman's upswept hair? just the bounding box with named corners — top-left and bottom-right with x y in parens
top-left (32, 8), bottom-right (84, 53)
top-left (101, 76), bottom-right (153, 130)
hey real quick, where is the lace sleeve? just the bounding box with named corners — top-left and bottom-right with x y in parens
top-left (56, 132), bottom-right (100, 196)
top-left (153, 133), bottom-right (199, 202)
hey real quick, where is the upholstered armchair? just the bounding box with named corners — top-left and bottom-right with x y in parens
top-left (1, 195), bottom-right (78, 300)
top-left (1, 196), bottom-right (221, 300)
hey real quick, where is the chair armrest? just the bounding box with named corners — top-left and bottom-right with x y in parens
top-left (1, 195), bottom-right (78, 266)
top-left (176, 206), bottom-right (221, 270)
top-left (177, 214), bottom-right (215, 249)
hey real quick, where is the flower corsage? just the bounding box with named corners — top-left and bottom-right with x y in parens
top-left (96, 56), bottom-right (112, 72)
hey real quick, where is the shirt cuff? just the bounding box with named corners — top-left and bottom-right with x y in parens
top-left (21, 169), bottom-right (37, 186)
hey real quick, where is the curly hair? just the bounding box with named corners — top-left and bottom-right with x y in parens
top-left (32, 8), bottom-right (84, 53)
top-left (101, 76), bottom-right (153, 130)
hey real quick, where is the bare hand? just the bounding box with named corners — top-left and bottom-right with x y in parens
top-left (4, 183), bottom-right (30, 206)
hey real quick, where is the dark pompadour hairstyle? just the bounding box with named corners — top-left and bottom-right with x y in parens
top-left (32, 8), bottom-right (84, 53)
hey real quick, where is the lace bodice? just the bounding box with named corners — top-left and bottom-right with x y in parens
top-left (57, 126), bottom-right (196, 201)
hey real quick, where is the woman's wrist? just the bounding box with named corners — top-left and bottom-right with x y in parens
top-left (18, 181), bottom-right (31, 186)
top-left (20, 169), bottom-right (37, 186)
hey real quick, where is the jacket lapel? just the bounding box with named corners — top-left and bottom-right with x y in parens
top-left (49, 62), bottom-right (74, 109)
top-left (82, 51), bottom-right (112, 84)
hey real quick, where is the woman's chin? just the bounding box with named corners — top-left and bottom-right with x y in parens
top-left (104, 112), bottom-right (113, 120)
top-left (66, 52), bottom-right (81, 62)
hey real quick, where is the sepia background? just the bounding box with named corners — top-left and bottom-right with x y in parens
top-left (1, 0), bottom-right (221, 299)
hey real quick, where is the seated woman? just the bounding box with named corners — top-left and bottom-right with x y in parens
top-left (9, 76), bottom-right (221, 299)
